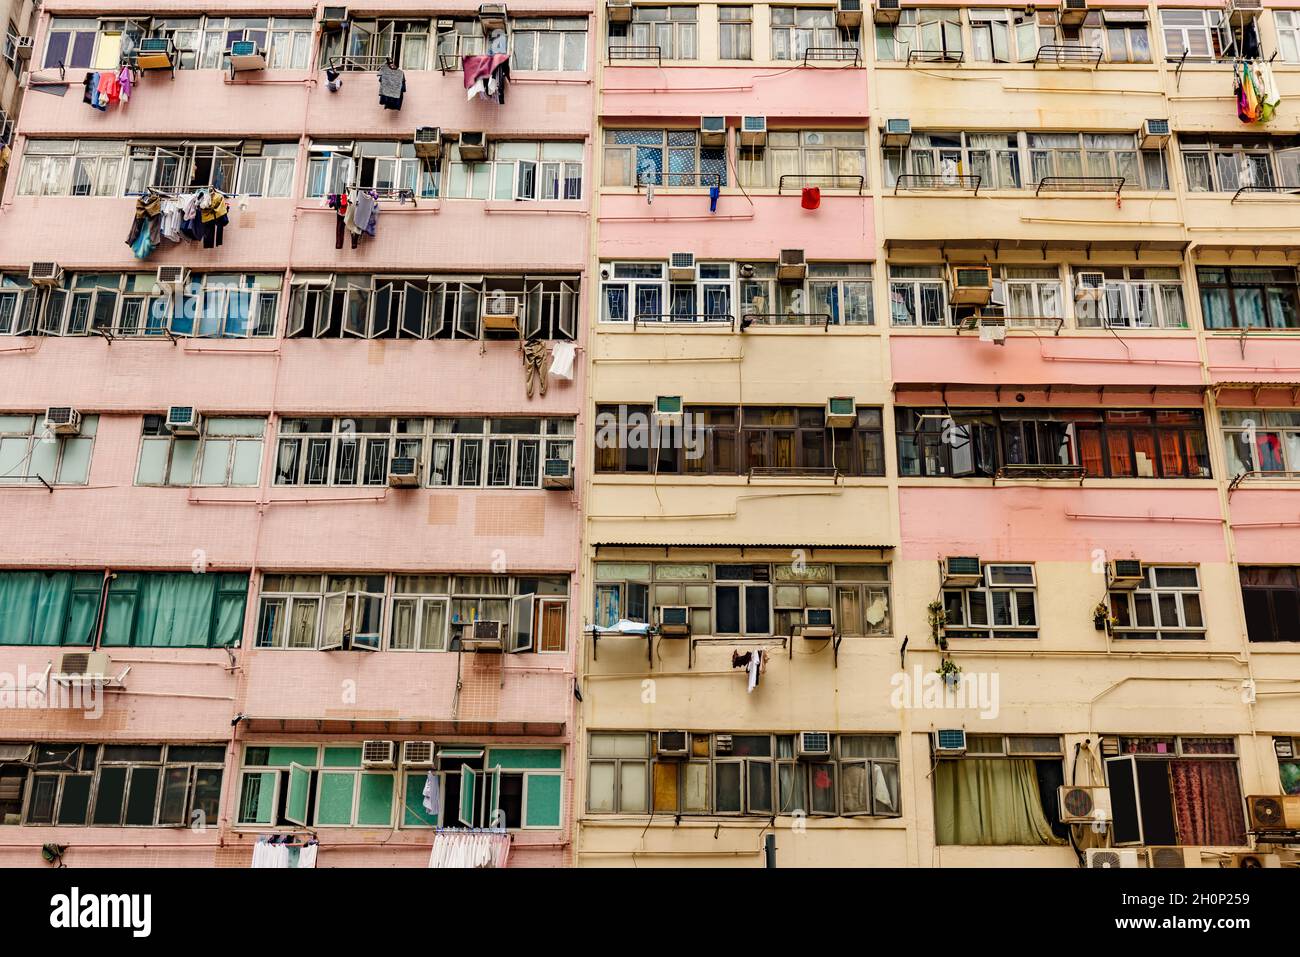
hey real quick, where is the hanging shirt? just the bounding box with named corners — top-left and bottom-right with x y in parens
top-left (549, 341), bottom-right (576, 380)
top-left (117, 65), bottom-right (133, 104)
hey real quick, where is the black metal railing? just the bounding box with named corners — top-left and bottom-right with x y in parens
top-left (740, 312), bottom-right (837, 331)
top-left (893, 173), bottom-right (981, 195)
top-left (802, 46), bottom-right (861, 66)
top-left (633, 312), bottom-right (736, 330)
top-left (328, 54), bottom-right (395, 73)
top-left (747, 466), bottom-right (839, 483)
top-left (635, 171), bottom-right (724, 189)
top-left (993, 464), bottom-right (1087, 485)
top-left (908, 48), bottom-right (963, 65)
top-left (346, 185), bottom-right (419, 206)
top-left (778, 174), bottom-right (866, 195)
top-left (1033, 43), bottom-right (1103, 67)
top-left (1232, 184), bottom-right (1300, 202)
top-left (608, 44), bottom-right (662, 65)
top-left (1035, 175), bottom-right (1125, 197)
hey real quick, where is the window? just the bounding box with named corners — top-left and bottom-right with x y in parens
top-left (512, 17), bottom-right (587, 71)
top-left (136, 415), bottom-right (265, 487)
top-left (1278, 10), bottom-right (1300, 63)
top-left (888, 265), bottom-right (948, 326)
top-left (320, 18), bottom-right (431, 70)
top-left (0, 572), bottom-right (103, 645)
top-left (0, 414), bottom-right (97, 486)
top-left (588, 733), bottom-right (650, 813)
top-left (943, 564), bottom-right (1038, 639)
top-left (1079, 9), bottom-right (1152, 63)
top-left (771, 7), bottom-right (852, 61)
top-left (1199, 267), bottom-right (1300, 330)
top-left (1241, 568), bottom-right (1300, 642)
top-left (1181, 136), bottom-right (1300, 193)
top-left (998, 266), bottom-right (1064, 322)
top-left (103, 572), bottom-right (248, 647)
top-left (1073, 266), bottom-right (1187, 329)
top-left (1106, 736), bottom-right (1246, 846)
top-left (405, 749), bottom-right (564, 828)
top-left (0, 275), bottom-right (37, 336)
top-left (124, 143), bottom-right (241, 195)
top-left (935, 734), bottom-right (1066, 845)
top-left (305, 140), bottom-right (438, 199)
top-left (18, 140), bottom-right (124, 197)
top-left (235, 144), bottom-right (298, 197)
top-left (237, 745), bottom-right (395, 828)
top-left (1276, 736), bottom-right (1300, 794)
top-left (22, 744), bottom-right (224, 828)
top-left (876, 8), bottom-right (960, 62)
top-left (738, 130), bottom-right (866, 189)
top-left (1221, 409), bottom-right (1300, 475)
top-left (609, 6), bottom-right (698, 60)
top-left (198, 17), bottom-right (312, 70)
top-left (1160, 9), bottom-right (1233, 61)
top-left (884, 131), bottom-right (1021, 190)
top-left (602, 129), bottom-right (725, 187)
top-left (1028, 132), bottom-right (1168, 189)
top-left (968, 8), bottom-right (1051, 63)
top-left (594, 404), bottom-right (885, 476)
top-left (43, 18), bottom-right (162, 70)
top-left (445, 141), bottom-right (582, 201)
top-left (255, 573), bottom-right (566, 652)
top-left (1109, 566), bottom-right (1205, 639)
top-left (719, 6), bottom-right (752, 59)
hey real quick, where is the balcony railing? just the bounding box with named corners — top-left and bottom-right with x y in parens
top-left (327, 54), bottom-right (394, 73)
top-left (635, 171), bottom-right (724, 190)
top-left (908, 49), bottom-right (963, 66)
top-left (802, 46), bottom-right (861, 66)
top-left (633, 312), bottom-right (736, 331)
top-left (740, 311), bottom-right (836, 331)
top-left (893, 173), bottom-right (981, 195)
top-left (1231, 184), bottom-right (1300, 202)
top-left (747, 466), bottom-right (840, 483)
top-left (778, 174), bottom-right (865, 195)
top-left (608, 44), bottom-right (662, 65)
top-left (1035, 176), bottom-right (1125, 198)
top-left (992, 464), bottom-right (1087, 485)
top-left (1033, 43), bottom-right (1103, 68)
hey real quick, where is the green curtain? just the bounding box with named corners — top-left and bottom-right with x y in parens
top-left (102, 572), bottom-right (248, 647)
top-left (0, 572), bottom-right (70, 645)
top-left (935, 759), bottom-right (1065, 846)
top-left (214, 589), bottom-right (247, 648)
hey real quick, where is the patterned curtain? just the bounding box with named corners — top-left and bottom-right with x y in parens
top-left (1170, 760), bottom-right (1247, 845)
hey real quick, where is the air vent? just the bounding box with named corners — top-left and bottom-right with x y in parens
top-left (361, 740), bottom-right (397, 768)
top-left (777, 248), bottom-right (807, 281)
top-left (657, 605), bottom-right (690, 637)
top-left (1147, 847), bottom-right (1187, 869)
top-left (669, 252), bottom-right (697, 281)
top-left (657, 731), bottom-right (688, 756)
top-left (1140, 119), bottom-right (1171, 150)
top-left (882, 118), bottom-right (912, 147)
top-left (837, 0), bottom-right (864, 28)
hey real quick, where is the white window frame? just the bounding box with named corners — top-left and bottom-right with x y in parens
top-left (510, 17), bottom-right (588, 72)
top-left (1110, 565), bottom-right (1205, 640)
top-left (944, 563), bottom-right (1038, 638)
top-left (0, 413), bottom-right (97, 486)
top-left (136, 415), bottom-right (265, 488)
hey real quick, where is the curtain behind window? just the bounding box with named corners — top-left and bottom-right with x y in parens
top-left (0, 572), bottom-right (72, 645)
top-left (1169, 760), bottom-right (1246, 845)
top-left (934, 758), bottom-right (1066, 845)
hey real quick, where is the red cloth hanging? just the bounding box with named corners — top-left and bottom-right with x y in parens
top-left (801, 186), bottom-right (821, 210)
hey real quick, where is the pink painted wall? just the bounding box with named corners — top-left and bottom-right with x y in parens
top-left (1206, 338), bottom-right (1300, 386)
top-left (601, 66), bottom-right (867, 121)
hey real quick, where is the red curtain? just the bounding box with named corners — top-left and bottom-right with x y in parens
top-left (1170, 760), bottom-right (1247, 846)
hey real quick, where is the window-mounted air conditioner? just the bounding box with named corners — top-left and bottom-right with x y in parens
top-left (1246, 794), bottom-right (1300, 831)
top-left (653, 395), bottom-right (683, 427)
top-left (802, 607), bottom-right (835, 638)
top-left (777, 248), bottom-right (807, 281)
top-left (1099, 735), bottom-right (1121, 757)
top-left (44, 407), bottom-right (82, 436)
top-left (401, 740), bottom-right (437, 767)
top-left (362, 740), bottom-right (397, 768)
top-left (657, 731), bottom-right (689, 757)
top-left (933, 728), bottom-right (967, 754)
top-left (874, 0), bottom-right (902, 26)
top-left (542, 458), bottom-right (574, 490)
top-left (12, 36), bottom-right (33, 61)
top-left (657, 605), bottom-right (690, 637)
top-left (739, 115), bottom-right (767, 147)
top-left (29, 262), bottom-right (62, 287)
top-left (1230, 0), bottom-right (1263, 12)
top-left (461, 619), bottom-right (506, 651)
top-left (156, 265), bottom-right (188, 292)
top-left (949, 266), bottom-right (994, 306)
top-left (1108, 559), bottom-right (1144, 589)
top-left (414, 127), bottom-right (443, 159)
top-left (669, 252), bottom-right (697, 281)
top-left (797, 732), bottom-right (832, 757)
top-left (319, 6), bottom-right (349, 30)
top-left (826, 397), bottom-right (856, 428)
top-left (481, 293), bottom-right (521, 332)
top-left (166, 406), bottom-right (201, 436)
top-left (1230, 852), bottom-right (1281, 868)
top-left (1086, 847), bottom-right (1141, 869)
top-left (1146, 847), bottom-right (1189, 869)
top-left (388, 455), bottom-right (420, 488)
top-left (1075, 271), bottom-right (1106, 301)
top-left (1139, 119), bottom-right (1170, 150)
top-left (1060, 0), bottom-right (1089, 27)
top-left (1057, 785), bottom-right (1112, 825)
top-left (478, 3), bottom-right (509, 31)
top-left (882, 118), bottom-right (912, 148)
top-left (941, 556), bottom-right (982, 587)
top-left (837, 0), bottom-right (864, 28)
top-left (457, 131), bottom-right (488, 162)
top-left (607, 0), bottom-right (634, 23)
top-left (136, 36), bottom-right (177, 70)
top-left (700, 116), bottom-right (726, 147)
top-left (227, 39), bottom-right (267, 72)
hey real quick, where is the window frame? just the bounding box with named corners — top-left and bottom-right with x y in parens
top-left (1109, 565), bottom-right (1206, 640)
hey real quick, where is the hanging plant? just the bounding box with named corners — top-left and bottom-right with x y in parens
top-left (936, 656), bottom-right (962, 688)
top-left (927, 600), bottom-right (948, 650)
top-left (1093, 601), bottom-right (1118, 633)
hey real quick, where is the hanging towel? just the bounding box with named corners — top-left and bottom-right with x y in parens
top-left (297, 843), bottom-right (319, 869)
top-left (709, 185), bottom-right (720, 213)
top-left (1259, 61), bottom-right (1281, 123)
top-left (462, 54), bottom-right (510, 100)
top-left (549, 341), bottom-right (576, 380)
top-left (423, 771), bottom-right (441, 818)
top-left (746, 648), bottom-right (764, 693)
top-left (801, 186), bottom-right (821, 209)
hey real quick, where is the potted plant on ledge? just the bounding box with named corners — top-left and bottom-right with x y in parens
top-left (937, 656), bottom-right (962, 690)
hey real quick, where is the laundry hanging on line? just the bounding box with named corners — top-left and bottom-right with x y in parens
top-left (377, 64), bottom-right (406, 110)
top-left (326, 187), bottom-right (381, 250)
top-left (463, 33), bottom-right (510, 105)
top-left (125, 186), bottom-right (230, 260)
top-left (82, 66), bottom-right (133, 111)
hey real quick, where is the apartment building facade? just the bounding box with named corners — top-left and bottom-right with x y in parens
top-left (575, 0), bottom-right (1300, 867)
top-left (0, 2), bottom-right (592, 866)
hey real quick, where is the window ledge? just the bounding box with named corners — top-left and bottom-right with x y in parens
top-left (483, 200), bottom-right (587, 214)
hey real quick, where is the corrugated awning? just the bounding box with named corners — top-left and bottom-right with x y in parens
top-left (241, 718), bottom-right (565, 737)
top-left (593, 542), bottom-right (895, 551)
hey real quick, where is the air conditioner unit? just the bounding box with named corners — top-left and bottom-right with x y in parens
top-left (361, 740), bottom-right (397, 768)
top-left (227, 40), bottom-right (266, 72)
top-left (837, 0), bottom-right (864, 28)
top-left (478, 3), bottom-right (509, 31)
top-left (1075, 271), bottom-right (1107, 300)
top-left (825, 396), bottom-right (856, 428)
top-left (156, 266), bottom-right (188, 292)
top-left (797, 732), bottom-right (832, 757)
top-left (57, 651), bottom-right (111, 680)
top-left (461, 619), bottom-right (505, 651)
top-left (1060, 0), bottom-right (1090, 27)
top-left (414, 127), bottom-right (443, 159)
top-left (669, 252), bottom-right (697, 282)
top-left (777, 248), bottom-right (807, 281)
top-left (136, 36), bottom-right (177, 70)
top-left (1057, 785), bottom-right (1112, 825)
top-left (1086, 847), bottom-right (1141, 869)
top-left (950, 266), bottom-right (994, 306)
top-left (319, 6), bottom-right (349, 29)
top-left (941, 556), bottom-right (982, 587)
top-left (12, 36), bottom-right (32, 61)
top-left (607, 0), bottom-right (634, 23)
top-left (653, 395), bottom-right (683, 427)
top-left (1139, 119), bottom-right (1171, 150)
top-left (388, 456), bottom-right (420, 488)
top-left (699, 116), bottom-right (727, 147)
top-left (1108, 559), bottom-right (1144, 589)
top-left (874, 0), bottom-right (902, 25)
top-left (166, 406), bottom-right (201, 436)
top-left (933, 729), bottom-right (967, 754)
top-left (1146, 846), bottom-right (1189, 869)
top-left (1246, 794), bottom-right (1300, 831)
top-left (481, 294), bottom-right (521, 332)
top-left (457, 131), bottom-right (488, 162)
top-left (657, 730), bottom-right (689, 757)
top-left (882, 118), bottom-right (912, 148)
top-left (739, 115), bottom-right (767, 147)
top-left (1229, 0), bottom-right (1263, 11)
top-left (802, 607), bottom-right (835, 639)
top-left (1230, 851), bottom-right (1281, 868)
top-left (715, 734), bottom-right (734, 754)
top-left (401, 740), bottom-right (437, 767)
top-left (657, 605), bottom-right (691, 637)
top-left (542, 458), bottom-right (574, 490)
top-left (29, 262), bottom-right (63, 287)
top-left (44, 407), bottom-right (82, 436)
